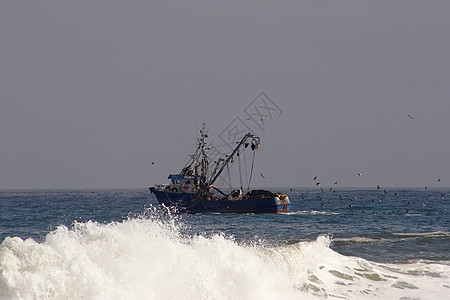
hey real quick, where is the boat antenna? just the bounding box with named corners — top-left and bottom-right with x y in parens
top-left (196, 114), bottom-right (199, 142)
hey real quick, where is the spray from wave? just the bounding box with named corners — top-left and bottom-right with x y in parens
top-left (1, 209), bottom-right (449, 300)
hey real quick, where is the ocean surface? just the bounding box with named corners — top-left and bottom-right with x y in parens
top-left (0, 188), bottom-right (449, 299)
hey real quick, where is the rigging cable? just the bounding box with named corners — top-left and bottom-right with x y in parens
top-left (247, 147), bottom-right (256, 192)
top-left (243, 147), bottom-right (249, 192)
top-left (238, 149), bottom-right (243, 191)
top-left (226, 164), bottom-right (232, 191)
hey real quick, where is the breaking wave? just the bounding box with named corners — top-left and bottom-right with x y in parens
top-left (1, 212), bottom-right (449, 299)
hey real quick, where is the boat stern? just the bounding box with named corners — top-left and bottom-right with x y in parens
top-left (275, 193), bottom-right (290, 212)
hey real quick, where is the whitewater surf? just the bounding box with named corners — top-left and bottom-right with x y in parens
top-left (1, 213), bottom-right (448, 299)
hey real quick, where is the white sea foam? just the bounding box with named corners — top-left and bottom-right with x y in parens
top-left (392, 231), bottom-right (450, 238)
top-left (0, 216), bottom-right (449, 300)
top-left (285, 210), bottom-right (339, 216)
top-left (332, 236), bottom-right (383, 244)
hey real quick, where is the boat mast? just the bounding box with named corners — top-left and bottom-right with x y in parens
top-left (198, 124), bottom-right (210, 199)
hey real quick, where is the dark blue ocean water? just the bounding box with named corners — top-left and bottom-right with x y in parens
top-left (1, 188), bottom-right (449, 299)
top-left (1, 188), bottom-right (449, 263)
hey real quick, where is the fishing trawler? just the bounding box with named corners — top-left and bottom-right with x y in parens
top-left (149, 124), bottom-right (290, 213)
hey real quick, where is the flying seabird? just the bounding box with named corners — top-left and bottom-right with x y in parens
top-left (408, 114), bottom-right (415, 119)
top-left (260, 173), bottom-right (265, 179)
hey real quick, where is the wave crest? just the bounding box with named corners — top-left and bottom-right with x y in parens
top-left (1, 217), bottom-right (449, 300)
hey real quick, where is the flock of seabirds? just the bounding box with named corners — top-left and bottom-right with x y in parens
top-left (285, 174), bottom-right (447, 215)
top-left (265, 114), bottom-right (446, 215)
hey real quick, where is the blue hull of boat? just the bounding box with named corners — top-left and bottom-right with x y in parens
top-left (149, 188), bottom-right (289, 214)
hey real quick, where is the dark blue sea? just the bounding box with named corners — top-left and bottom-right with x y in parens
top-left (1, 188), bottom-right (449, 299)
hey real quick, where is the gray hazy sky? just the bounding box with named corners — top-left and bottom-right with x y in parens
top-left (1, 1), bottom-right (449, 189)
